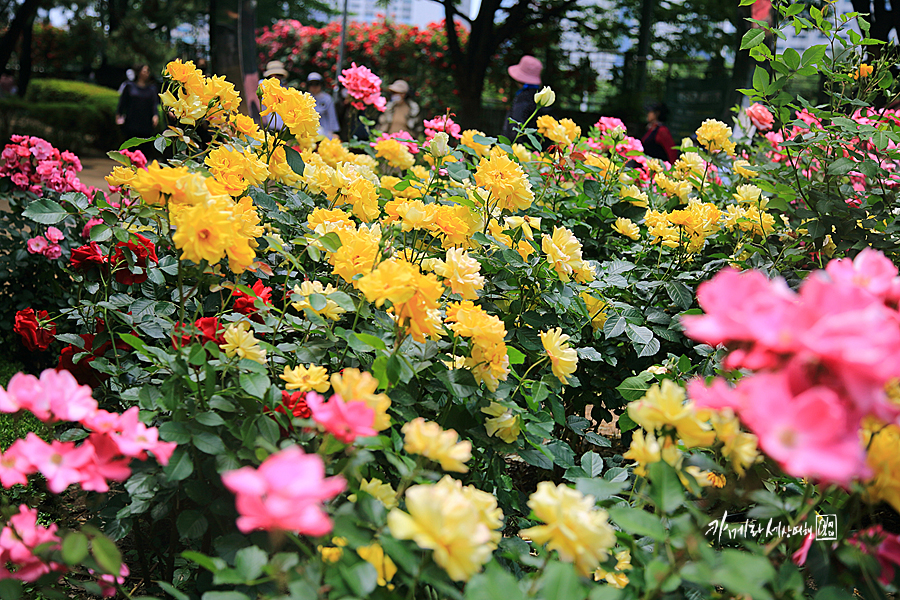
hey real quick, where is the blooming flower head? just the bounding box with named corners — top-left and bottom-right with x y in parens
top-left (373, 138), bottom-right (415, 170)
top-left (733, 159), bottom-right (758, 178)
top-left (541, 227), bottom-right (584, 282)
top-left (519, 482), bottom-right (616, 576)
top-left (357, 543), bottom-right (397, 588)
top-left (338, 63), bottom-right (386, 111)
top-left (220, 322), bottom-right (267, 364)
top-left (221, 446), bottom-right (346, 534)
top-left (331, 369), bottom-right (391, 431)
top-left (402, 417), bottom-right (471, 472)
top-left (746, 103), bottom-right (774, 131)
top-left (534, 86), bottom-right (556, 108)
top-left (696, 119), bottom-right (735, 155)
top-left (473, 146), bottom-right (534, 212)
top-left (204, 146), bottom-right (268, 196)
top-left (853, 63), bottom-right (874, 79)
top-left (306, 392), bottom-right (377, 443)
top-left (460, 129), bottom-right (490, 158)
top-left (387, 476), bottom-right (502, 581)
top-left (627, 379), bottom-right (715, 448)
top-left (537, 115), bottom-right (581, 145)
top-left (481, 402), bottom-right (520, 443)
top-left (424, 114), bottom-right (462, 140)
top-left (432, 248), bottom-right (485, 300)
top-left (350, 477), bottom-right (398, 509)
top-left (612, 217), bottom-right (640, 240)
top-left (540, 328), bottom-right (578, 385)
top-left (259, 77), bottom-right (321, 138)
top-left (280, 364), bottom-right (330, 393)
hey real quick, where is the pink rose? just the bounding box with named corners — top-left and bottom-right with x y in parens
top-left (746, 103), bottom-right (774, 131)
top-left (26, 236), bottom-right (48, 254)
top-left (45, 226), bottom-right (64, 243)
top-left (43, 244), bottom-right (62, 260)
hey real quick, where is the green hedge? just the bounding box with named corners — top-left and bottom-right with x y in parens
top-left (1, 79), bottom-right (120, 152)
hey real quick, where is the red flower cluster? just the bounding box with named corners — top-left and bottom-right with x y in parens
top-left (232, 280), bottom-right (273, 316)
top-left (172, 317), bottom-right (226, 349)
top-left (71, 242), bottom-right (108, 272)
top-left (110, 233), bottom-right (158, 286)
top-left (14, 308), bottom-right (56, 351)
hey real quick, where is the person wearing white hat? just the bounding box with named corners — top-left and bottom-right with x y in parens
top-left (260, 61), bottom-right (288, 130)
top-left (501, 55), bottom-right (547, 139)
top-left (306, 72), bottom-right (340, 138)
top-left (377, 79), bottom-right (422, 137)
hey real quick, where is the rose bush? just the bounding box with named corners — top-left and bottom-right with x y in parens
top-left (1, 3), bottom-right (900, 598)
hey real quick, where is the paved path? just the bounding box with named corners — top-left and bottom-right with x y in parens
top-left (79, 157), bottom-right (118, 192)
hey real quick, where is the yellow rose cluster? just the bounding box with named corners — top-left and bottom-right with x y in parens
top-left (388, 476), bottom-right (502, 582)
top-left (160, 59), bottom-right (241, 126)
top-left (357, 258), bottom-right (445, 343)
top-left (258, 77), bottom-right (320, 143)
top-left (445, 300), bottom-right (510, 392)
top-left (536, 115), bottom-right (582, 146)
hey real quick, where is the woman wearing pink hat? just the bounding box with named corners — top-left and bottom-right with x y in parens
top-left (501, 55), bottom-right (547, 139)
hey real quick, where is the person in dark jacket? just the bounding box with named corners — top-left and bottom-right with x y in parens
top-left (641, 102), bottom-right (678, 164)
top-left (116, 64), bottom-right (160, 141)
top-left (501, 55), bottom-right (548, 140)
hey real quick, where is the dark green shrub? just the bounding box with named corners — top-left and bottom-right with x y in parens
top-left (0, 79), bottom-right (120, 152)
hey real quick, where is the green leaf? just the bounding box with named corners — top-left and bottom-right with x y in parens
top-left (89, 223), bottom-right (112, 242)
top-left (580, 451), bottom-right (604, 477)
top-left (201, 593), bottom-right (251, 600)
top-left (234, 546), bottom-right (268, 581)
top-left (665, 281), bottom-right (693, 309)
top-left (119, 136), bottom-right (155, 150)
top-left (740, 29), bottom-right (766, 50)
top-left (176, 509), bottom-right (209, 539)
top-left (608, 506), bottom-right (667, 540)
top-left (163, 447), bottom-right (193, 481)
top-left (239, 372), bottom-right (269, 399)
top-left (91, 535), bottom-right (122, 575)
top-left (0, 580), bottom-right (22, 600)
top-left (576, 346), bottom-right (603, 361)
top-left (616, 372), bottom-right (653, 401)
top-left (339, 561), bottom-right (378, 597)
top-left (308, 293), bottom-right (328, 312)
top-left (283, 145), bottom-right (305, 176)
top-left (351, 332), bottom-right (387, 351)
top-left (617, 411), bottom-right (638, 432)
top-left (465, 561), bottom-right (526, 600)
top-left (507, 346), bottom-right (526, 365)
top-left (815, 586), bottom-right (856, 600)
top-left (539, 561), bottom-right (587, 600)
top-left (22, 198), bottom-right (69, 224)
top-left (603, 315), bottom-right (627, 338)
top-left (62, 532), bottom-right (90, 564)
top-left (317, 231), bottom-right (342, 252)
top-left (193, 432), bottom-right (227, 455)
top-left (648, 461), bottom-right (685, 513)
top-left (752, 66), bottom-right (770, 93)
top-left (574, 477), bottom-right (627, 501)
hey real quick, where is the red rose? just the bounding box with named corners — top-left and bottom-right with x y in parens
top-left (279, 390), bottom-right (311, 419)
top-left (71, 242), bottom-right (108, 272)
top-left (172, 317), bottom-right (225, 349)
top-left (232, 280), bottom-right (273, 316)
top-left (14, 308), bottom-right (56, 351)
top-left (111, 233), bottom-right (158, 286)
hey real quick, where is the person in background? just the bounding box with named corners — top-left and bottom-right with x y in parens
top-left (116, 64), bottom-right (159, 142)
top-left (377, 80), bottom-right (422, 137)
top-left (502, 55), bottom-right (547, 140)
top-left (306, 72), bottom-right (340, 139)
top-left (260, 61), bottom-right (288, 130)
top-left (0, 70), bottom-right (18, 98)
top-left (641, 102), bottom-right (678, 164)
top-left (117, 69), bottom-right (135, 94)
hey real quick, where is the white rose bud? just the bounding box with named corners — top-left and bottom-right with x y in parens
top-left (534, 86), bottom-right (555, 108)
top-left (428, 132), bottom-right (451, 158)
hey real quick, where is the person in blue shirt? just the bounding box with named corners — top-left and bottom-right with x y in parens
top-left (501, 55), bottom-right (547, 140)
top-left (306, 73), bottom-right (340, 139)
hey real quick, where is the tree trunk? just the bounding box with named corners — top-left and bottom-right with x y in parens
top-left (0, 0), bottom-right (42, 75)
top-left (16, 9), bottom-right (35, 97)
